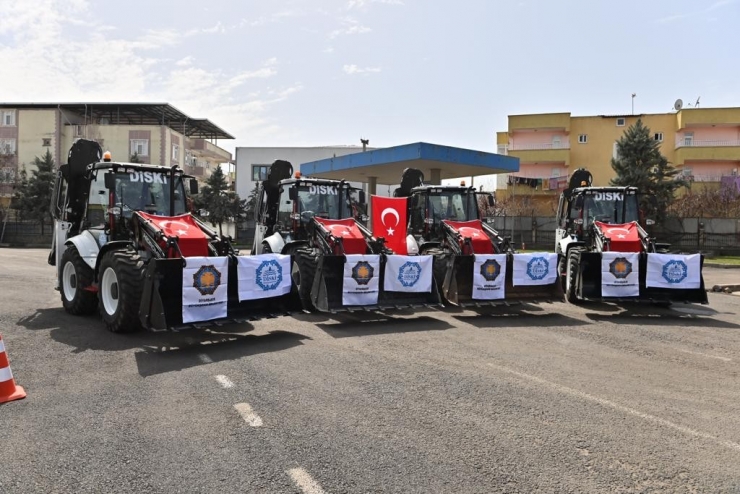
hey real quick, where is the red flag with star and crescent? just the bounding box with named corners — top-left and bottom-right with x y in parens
top-left (371, 196), bottom-right (408, 254)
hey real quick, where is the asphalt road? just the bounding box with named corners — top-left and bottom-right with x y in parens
top-left (1, 249), bottom-right (739, 493)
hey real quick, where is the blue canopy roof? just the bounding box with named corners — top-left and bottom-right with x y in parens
top-left (299, 142), bottom-right (519, 184)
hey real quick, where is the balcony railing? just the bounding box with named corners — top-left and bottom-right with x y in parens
top-left (682, 174), bottom-right (738, 183)
top-left (508, 142), bottom-right (570, 151)
top-left (675, 139), bottom-right (740, 149)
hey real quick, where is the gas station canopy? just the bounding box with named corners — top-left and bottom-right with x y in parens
top-left (299, 142), bottom-right (519, 185)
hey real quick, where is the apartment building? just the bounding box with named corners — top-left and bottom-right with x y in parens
top-left (496, 107), bottom-right (740, 213)
top-left (0, 103), bottom-right (233, 208)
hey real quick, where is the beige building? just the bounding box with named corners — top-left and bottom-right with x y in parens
top-left (0, 103), bottom-right (233, 208)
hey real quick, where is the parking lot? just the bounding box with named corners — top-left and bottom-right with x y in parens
top-left (1, 248), bottom-right (739, 493)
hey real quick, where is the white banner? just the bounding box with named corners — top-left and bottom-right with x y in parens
top-left (383, 255), bottom-right (433, 293)
top-left (512, 253), bottom-right (558, 286)
top-left (601, 252), bottom-right (640, 297)
top-left (182, 256), bottom-right (229, 323)
top-left (646, 253), bottom-right (702, 289)
top-left (237, 254), bottom-right (292, 301)
top-left (343, 254), bottom-right (380, 306)
top-left (473, 254), bottom-right (507, 300)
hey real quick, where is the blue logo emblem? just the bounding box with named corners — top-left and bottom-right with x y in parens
top-left (526, 256), bottom-right (549, 280)
top-left (256, 260), bottom-right (283, 291)
top-left (352, 261), bottom-right (374, 285)
top-left (480, 259), bottom-right (501, 282)
top-left (397, 261), bottom-right (422, 287)
top-left (609, 257), bottom-right (632, 279)
top-left (662, 260), bottom-right (688, 284)
top-left (193, 265), bottom-right (221, 296)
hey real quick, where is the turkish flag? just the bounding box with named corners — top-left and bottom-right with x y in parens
top-left (595, 221), bottom-right (642, 253)
top-left (371, 196), bottom-right (408, 254)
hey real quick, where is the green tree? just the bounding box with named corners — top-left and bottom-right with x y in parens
top-left (197, 166), bottom-right (244, 235)
top-left (244, 183), bottom-right (260, 220)
top-left (11, 150), bottom-right (56, 234)
top-left (610, 119), bottom-right (687, 222)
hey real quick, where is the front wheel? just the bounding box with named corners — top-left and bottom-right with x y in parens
top-left (565, 251), bottom-right (580, 304)
top-left (60, 246), bottom-right (98, 315)
top-left (292, 249), bottom-right (318, 312)
top-left (98, 249), bottom-right (144, 333)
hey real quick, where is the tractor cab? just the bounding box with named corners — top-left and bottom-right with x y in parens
top-left (253, 160), bottom-right (365, 255)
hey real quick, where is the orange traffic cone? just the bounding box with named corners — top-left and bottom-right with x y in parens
top-left (0, 334), bottom-right (26, 404)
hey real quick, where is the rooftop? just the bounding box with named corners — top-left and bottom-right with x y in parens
top-left (0, 102), bottom-right (233, 140)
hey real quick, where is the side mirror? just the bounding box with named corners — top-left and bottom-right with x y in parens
top-left (288, 187), bottom-right (297, 201)
top-left (487, 194), bottom-right (494, 207)
top-left (104, 173), bottom-right (116, 190)
top-left (190, 179), bottom-right (199, 195)
top-left (358, 190), bottom-right (366, 204)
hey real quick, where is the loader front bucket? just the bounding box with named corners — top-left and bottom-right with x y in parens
top-left (139, 257), bottom-right (292, 331)
top-left (438, 253), bottom-right (564, 307)
top-left (574, 252), bottom-right (708, 304)
top-left (311, 254), bottom-right (441, 313)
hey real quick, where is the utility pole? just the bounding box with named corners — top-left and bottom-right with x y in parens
top-left (631, 93), bottom-right (637, 115)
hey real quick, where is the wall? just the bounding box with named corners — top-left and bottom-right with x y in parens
top-left (569, 113), bottom-right (677, 186)
top-left (62, 125), bottom-right (165, 165)
top-left (17, 109), bottom-right (57, 171)
top-left (235, 146), bottom-right (373, 200)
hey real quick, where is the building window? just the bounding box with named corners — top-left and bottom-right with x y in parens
top-left (0, 167), bottom-right (15, 183)
top-left (578, 134), bottom-right (588, 144)
top-left (130, 139), bottom-right (149, 156)
top-left (252, 164), bottom-right (270, 181)
top-left (1, 110), bottom-right (16, 126)
top-left (42, 138), bottom-right (52, 147)
top-left (496, 144), bottom-right (507, 155)
top-left (172, 144), bottom-right (179, 161)
top-left (613, 142), bottom-right (620, 160)
top-left (654, 133), bottom-right (663, 142)
top-left (684, 132), bottom-right (694, 146)
top-left (616, 118), bottom-right (626, 126)
top-left (0, 138), bottom-right (16, 154)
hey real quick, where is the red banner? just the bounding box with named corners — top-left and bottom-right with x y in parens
top-left (371, 196), bottom-right (408, 254)
top-left (595, 221), bottom-right (642, 253)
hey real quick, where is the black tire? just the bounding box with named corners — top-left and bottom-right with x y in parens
top-left (293, 248), bottom-right (318, 312)
top-left (60, 246), bottom-right (98, 315)
top-left (97, 249), bottom-right (145, 333)
top-left (565, 251), bottom-right (580, 304)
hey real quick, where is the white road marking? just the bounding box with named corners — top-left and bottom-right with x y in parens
top-left (488, 363), bottom-right (740, 453)
top-left (287, 467), bottom-right (326, 494)
top-left (215, 375), bottom-right (235, 388)
top-left (234, 403), bottom-right (263, 427)
top-left (197, 353), bottom-right (213, 364)
top-left (676, 348), bottom-right (731, 362)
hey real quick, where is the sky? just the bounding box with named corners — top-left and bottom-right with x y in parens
top-left (1, 0), bottom-right (739, 159)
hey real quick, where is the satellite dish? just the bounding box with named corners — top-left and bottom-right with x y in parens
top-left (674, 99), bottom-right (683, 111)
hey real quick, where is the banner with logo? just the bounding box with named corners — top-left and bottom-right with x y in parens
top-left (473, 254), bottom-right (507, 300)
top-left (237, 254), bottom-right (292, 301)
top-left (646, 253), bottom-right (701, 289)
top-left (383, 255), bottom-right (433, 293)
top-left (371, 196), bottom-right (408, 254)
top-left (512, 253), bottom-right (558, 286)
top-left (343, 254), bottom-right (380, 306)
top-left (601, 252), bottom-right (640, 297)
top-left (182, 256), bottom-right (229, 323)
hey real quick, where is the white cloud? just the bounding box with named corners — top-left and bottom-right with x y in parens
top-left (655, 0), bottom-right (735, 23)
top-left (0, 1), bottom-right (301, 148)
top-left (347, 0), bottom-right (404, 9)
top-left (343, 64), bottom-right (382, 75)
top-left (329, 17), bottom-right (372, 38)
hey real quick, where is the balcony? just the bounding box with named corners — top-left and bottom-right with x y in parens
top-left (674, 141), bottom-right (740, 164)
top-left (509, 113), bottom-right (570, 132)
top-left (677, 108), bottom-right (740, 130)
top-left (507, 144), bottom-right (570, 165)
top-left (188, 138), bottom-right (232, 162)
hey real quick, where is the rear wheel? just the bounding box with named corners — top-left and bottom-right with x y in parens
top-left (98, 249), bottom-right (144, 333)
top-left (293, 248), bottom-right (318, 312)
top-left (60, 246), bottom-right (98, 315)
top-left (565, 251), bottom-right (580, 304)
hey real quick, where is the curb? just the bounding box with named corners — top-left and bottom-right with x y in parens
top-left (705, 262), bottom-right (740, 269)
